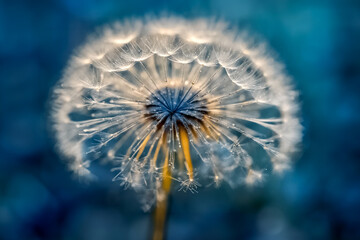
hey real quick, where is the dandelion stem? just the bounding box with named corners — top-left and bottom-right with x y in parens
top-left (179, 125), bottom-right (194, 181)
top-left (152, 133), bottom-right (166, 169)
top-left (153, 193), bottom-right (168, 240)
top-left (153, 147), bottom-right (171, 240)
top-left (162, 148), bottom-right (172, 193)
top-left (136, 134), bottom-right (151, 160)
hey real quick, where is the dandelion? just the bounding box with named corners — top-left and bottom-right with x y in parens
top-left (51, 17), bottom-right (302, 240)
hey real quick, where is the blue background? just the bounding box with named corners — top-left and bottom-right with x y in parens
top-left (1, 0), bottom-right (360, 239)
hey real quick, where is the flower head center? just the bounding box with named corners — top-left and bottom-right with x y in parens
top-left (144, 85), bottom-right (209, 131)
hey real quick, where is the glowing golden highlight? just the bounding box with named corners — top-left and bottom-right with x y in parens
top-left (153, 142), bottom-right (172, 240)
top-left (153, 195), bottom-right (168, 240)
top-left (162, 148), bottom-right (172, 193)
top-left (136, 134), bottom-right (151, 160)
top-left (179, 125), bottom-right (194, 181)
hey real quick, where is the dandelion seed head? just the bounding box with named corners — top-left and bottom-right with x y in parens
top-left (52, 17), bottom-right (302, 208)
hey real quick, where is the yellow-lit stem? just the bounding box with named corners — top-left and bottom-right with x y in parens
top-left (153, 145), bottom-right (172, 240)
top-left (136, 134), bottom-right (151, 160)
top-left (162, 148), bottom-right (172, 193)
top-left (152, 133), bottom-right (166, 168)
top-left (179, 126), bottom-right (194, 181)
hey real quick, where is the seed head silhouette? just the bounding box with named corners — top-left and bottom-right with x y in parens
top-left (52, 17), bottom-right (302, 239)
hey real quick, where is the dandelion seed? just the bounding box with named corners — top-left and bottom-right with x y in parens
top-left (51, 17), bottom-right (302, 240)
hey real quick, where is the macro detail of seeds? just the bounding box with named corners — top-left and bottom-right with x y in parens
top-left (52, 18), bottom-right (302, 210)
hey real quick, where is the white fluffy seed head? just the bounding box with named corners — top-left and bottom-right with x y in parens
top-left (51, 17), bottom-right (302, 208)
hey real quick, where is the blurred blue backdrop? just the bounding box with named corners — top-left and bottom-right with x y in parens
top-left (1, 0), bottom-right (360, 239)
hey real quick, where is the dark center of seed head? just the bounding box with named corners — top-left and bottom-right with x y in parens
top-left (144, 86), bottom-right (210, 130)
